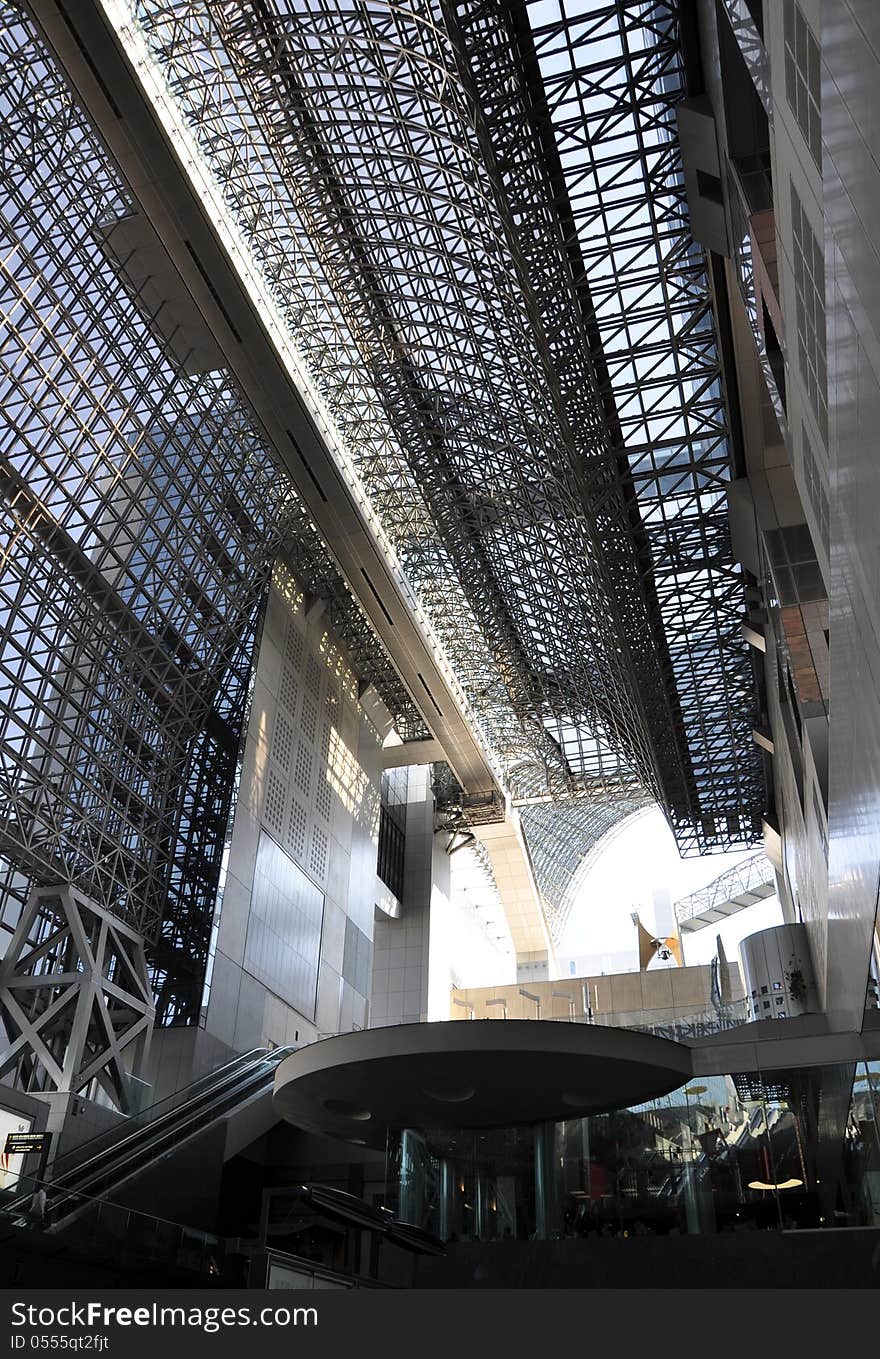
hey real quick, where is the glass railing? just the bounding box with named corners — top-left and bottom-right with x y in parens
top-left (584, 1002), bottom-right (751, 1041)
top-left (446, 1001), bottom-right (751, 1041)
top-left (0, 1174), bottom-right (224, 1280)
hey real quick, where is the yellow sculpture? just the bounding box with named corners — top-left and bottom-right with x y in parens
top-left (633, 912), bottom-right (682, 970)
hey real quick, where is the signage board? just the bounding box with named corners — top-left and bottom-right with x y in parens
top-left (0, 1111), bottom-right (35, 1190)
top-left (3, 1131), bottom-right (49, 1157)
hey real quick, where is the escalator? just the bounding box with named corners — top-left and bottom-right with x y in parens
top-left (6, 1045), bottom-right (293, 1233)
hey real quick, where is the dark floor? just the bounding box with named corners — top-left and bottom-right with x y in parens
top-left (406, 1228), bottom-right (880, 1288)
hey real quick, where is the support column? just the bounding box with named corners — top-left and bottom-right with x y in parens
top-left (438, 1157), bottom-right (456, 1241)
top-left (534, 1120), bottom-right (562, 1239)
top-left (0, 886), bottom-right (154, 1117)
top-left (398, 1127), bottom-right (427, 1227)
top-left (372, 766), bottom-right (449, 1027)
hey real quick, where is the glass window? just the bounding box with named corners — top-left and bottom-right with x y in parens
top-left (783, 0), bottom-right (822, 168)
top-left (790, 183), bottom-right (828, 444)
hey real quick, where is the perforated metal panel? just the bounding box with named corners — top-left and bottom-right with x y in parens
top-left (245, 830), bottom-right (325, 1021)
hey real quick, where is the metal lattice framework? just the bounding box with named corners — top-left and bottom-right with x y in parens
top-left (0, 885), bottom-right (154, 1112)
top-left (520, 798), bottom-right (649, 940)
top-left (0, 0), bottom-right (422, 1024)
top-left (122, 0), bottom-right (764, 854)
top-left (0, 0), bottom-right (768, 1029)
top-left (125, 0), bottom-right (648, 804)
top-left (521, 0), bottom-right (764, 850)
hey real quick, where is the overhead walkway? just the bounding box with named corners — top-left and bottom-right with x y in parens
top-left (675, 854), bottom-right (776, 934)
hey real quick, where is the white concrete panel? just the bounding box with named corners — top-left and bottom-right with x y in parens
top-left (214, 871), bottom-right (252, 967)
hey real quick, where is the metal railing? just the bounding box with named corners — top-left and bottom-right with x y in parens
top-left (48, 1047), bottom-right (273, 1182)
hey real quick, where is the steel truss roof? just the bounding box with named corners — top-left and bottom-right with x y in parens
top-left (0, 0), bottom-right (767, 1014)
top-left (122, 0), bottom-right (763, 859)
top-left (520, 797), bottom-right (648, 939)
top-left (125, 0), bottom-right (647, 805)
top-left (520, 0), bottom-right (765, 851)
top-left (0, 0), bottom-right (422, 1021)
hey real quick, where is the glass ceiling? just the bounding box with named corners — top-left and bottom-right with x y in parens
top-left (0, 0), bottom-right (776, 1039)
top-left (521, 0), bottom-right (763, 851)
top-left (99, 0), bottom-right (764, 910)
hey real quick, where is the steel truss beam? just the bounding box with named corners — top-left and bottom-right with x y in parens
top-left (118, 0), bottom-right (763, 857)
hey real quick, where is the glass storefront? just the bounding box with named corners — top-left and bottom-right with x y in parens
top-left (384, 1059), bottom-right (880, 1240)
top-left (845, 1060), bottom-right (880, 1226)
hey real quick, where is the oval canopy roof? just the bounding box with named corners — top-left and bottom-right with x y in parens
top-left (274, 1020), bottom-right (693, 1149)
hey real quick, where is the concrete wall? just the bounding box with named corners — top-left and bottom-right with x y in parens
top-left (371, 765), bottom-right (449, 1028)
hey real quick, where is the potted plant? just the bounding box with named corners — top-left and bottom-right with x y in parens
top-left (785, 958), bottom-right (808, 1007)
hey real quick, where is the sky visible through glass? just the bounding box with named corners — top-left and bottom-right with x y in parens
top-left (560, 807), bottom-right (781, 975)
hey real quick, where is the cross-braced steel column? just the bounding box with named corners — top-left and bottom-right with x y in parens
top-left (0, 885), bottom-right (154, 1114)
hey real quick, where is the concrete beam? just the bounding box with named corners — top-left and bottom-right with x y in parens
top-left (379, 739), bottom-right (445, 770)
top-left (474, 809), bottom-right (554, 963)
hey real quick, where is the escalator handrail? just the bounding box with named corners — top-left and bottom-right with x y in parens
top-left (52, 1047), bottom-right (293, 1191)
top-left (46, 1054), bottom-right (288, 1227)
top-left (8, 1047), bottom-right (292, 1218)
top-left (48, 1047), bottom-right (272, 1182)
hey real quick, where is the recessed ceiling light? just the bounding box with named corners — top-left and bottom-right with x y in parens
top-left (323, 1098), bottom-right (371, 1121)
top-left (423, 1084), bottom-right (475, 1103)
